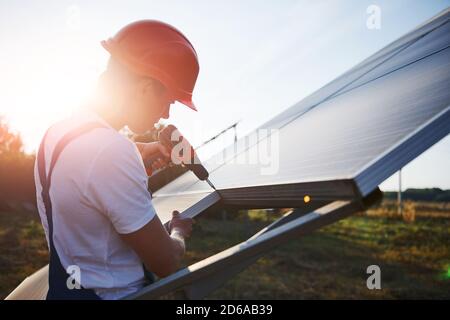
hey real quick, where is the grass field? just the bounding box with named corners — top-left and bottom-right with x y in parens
top-left (0, 200), bottom-right (449, 299)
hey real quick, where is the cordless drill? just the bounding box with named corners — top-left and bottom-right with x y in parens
top-left (143, 125), bottom-right (216, 190)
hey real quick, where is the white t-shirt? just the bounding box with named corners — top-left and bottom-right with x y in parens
top-left (34, 110), bottom-right (156, 300)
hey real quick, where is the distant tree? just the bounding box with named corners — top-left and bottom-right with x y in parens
top-left (384, 188), bottom-right (450, 202)
top-left (0, 117), bottom-right (24, 155)
top-left (0, 117), bottom-right (36, 208)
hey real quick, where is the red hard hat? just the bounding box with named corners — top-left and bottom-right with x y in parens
top-left (101, 20), bottom-right (199, 111)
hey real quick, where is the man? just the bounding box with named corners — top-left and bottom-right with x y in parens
top-left (34, 20), bottom-right (198, 299)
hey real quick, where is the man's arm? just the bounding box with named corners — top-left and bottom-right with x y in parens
top-left (120, 211), bottom-right (192, 278)
top-left (86, 139), bottom-right (191, 278)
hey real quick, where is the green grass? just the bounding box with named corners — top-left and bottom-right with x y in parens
top-left (183, 205), bottom-right (450, 299)
top-left (0, 209), bottom-right (48, 299)
top-left (0, 201), bottom-right (449, 299)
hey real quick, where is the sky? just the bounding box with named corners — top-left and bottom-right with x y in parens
top-left (0, 0), bottom-right (449, 191)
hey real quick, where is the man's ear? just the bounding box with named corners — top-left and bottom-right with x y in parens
top-left (139, 78), bottom-right (161, 98)
top-left (148, 78), bottom-right (167, 97)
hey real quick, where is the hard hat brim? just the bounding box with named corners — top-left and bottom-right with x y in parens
top-left (178, 99), bottom-right (197, 111)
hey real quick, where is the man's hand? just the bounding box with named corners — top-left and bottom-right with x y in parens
top-left (168, 210), bottom-right (193, 238)
top-left (136, 142), bottom-right (171, 174)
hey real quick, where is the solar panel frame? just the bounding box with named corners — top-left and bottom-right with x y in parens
top-left (127, 188), bottom-right (381, 300)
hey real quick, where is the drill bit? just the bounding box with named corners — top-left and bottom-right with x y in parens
top-left (206, 178), bottom-right (216, 191)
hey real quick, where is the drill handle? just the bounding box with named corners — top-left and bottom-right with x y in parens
top-left (143, 125), bottom-right (209, 181)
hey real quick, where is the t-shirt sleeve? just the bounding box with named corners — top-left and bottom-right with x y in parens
top-left (85, 137), bottom-right (156, 234)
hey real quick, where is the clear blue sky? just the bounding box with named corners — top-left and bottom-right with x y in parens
top-left (0, 0), bottom-right (449, 191)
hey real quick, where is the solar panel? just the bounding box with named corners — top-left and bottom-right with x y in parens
top-left (151, 8), bottom-right (450, 213)
top-left (151, 172), bottom-right (218, 224)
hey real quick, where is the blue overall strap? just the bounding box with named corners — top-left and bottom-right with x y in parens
top-left (37, 122), bottom-right (107, 300)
